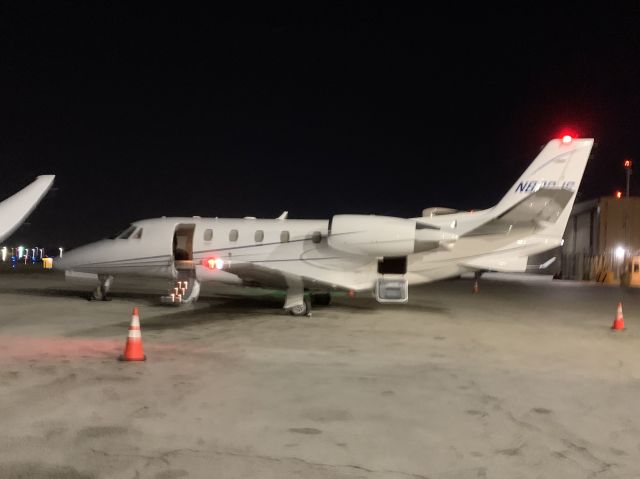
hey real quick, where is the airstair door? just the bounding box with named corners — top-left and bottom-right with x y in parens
top-left (173, 224), bottom-right (195, 270)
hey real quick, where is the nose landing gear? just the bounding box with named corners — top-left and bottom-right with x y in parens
top-left (90, 274), bottom-right (114, 301)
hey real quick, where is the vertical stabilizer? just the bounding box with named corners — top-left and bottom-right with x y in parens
top-left (495, 138), bottom-right (593, 213)
top-left (493, 138), bottom-right (593, 237)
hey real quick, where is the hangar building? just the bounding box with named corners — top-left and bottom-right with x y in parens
top-left (560, 196), bottom-right (640, 280)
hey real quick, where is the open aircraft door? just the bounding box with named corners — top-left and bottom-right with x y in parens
top-left (172, 224), bottom-right (195, 267)
top-left (164, 223), bottom-right (200, 304)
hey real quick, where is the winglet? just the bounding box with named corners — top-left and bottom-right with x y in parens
top-left (0, 175), bottom-right (55, 242)
top-left (276, 211), bottom-right (288, 220)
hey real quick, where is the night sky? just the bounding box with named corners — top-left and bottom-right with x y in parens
top-left (2, 4), bottom-right (640, 249)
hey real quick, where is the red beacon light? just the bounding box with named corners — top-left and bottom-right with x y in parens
top-left (615, 190), bottom-right (623, 199)
top-left (561, 135), bottom-right (573, 144)
top-left (203, 257), bottom-right (225, 270)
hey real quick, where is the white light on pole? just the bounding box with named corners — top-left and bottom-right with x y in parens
top-left (624, 159), bottom-right (633, 198)
top-left (59, 247), bottom-right (63, 258)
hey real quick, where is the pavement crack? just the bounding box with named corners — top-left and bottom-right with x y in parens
top-left (161, 447), bottom-right (431, 478)
top-left (90, 448), bottom-right (170, 466)
top-left (562, 440), bottom-right (614, 476)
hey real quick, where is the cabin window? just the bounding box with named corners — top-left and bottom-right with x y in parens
top-left (255, 230), bottom-right (264, 242)
top-left (280, 231), bottom-right (290, 243)
top-left (229, 229), bottom-right (239, 242)
top-left (132, 228), bottom-right (143, 239)
top-left (204, 229), bottom-right (213, 241)
top-left (312, 231), bottom-right (322, 244)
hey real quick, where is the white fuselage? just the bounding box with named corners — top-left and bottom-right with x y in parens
top-left (55, 137), bottom-right (594, 302)
top-left (55, 214), bottom-right (560, 292)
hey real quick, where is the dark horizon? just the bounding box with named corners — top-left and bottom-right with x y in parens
top-left (2, 5), bottom-right (640, 249)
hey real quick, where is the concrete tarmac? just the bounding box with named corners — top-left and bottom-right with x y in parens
top-left (1, 271), bottom-right (640, 478)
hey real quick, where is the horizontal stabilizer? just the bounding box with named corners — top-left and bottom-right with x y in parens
top-left (526, 256), bottom-right (557, 270)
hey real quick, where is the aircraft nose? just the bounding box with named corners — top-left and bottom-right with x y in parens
top-left (52, 239), bottom-right (114, 273)
top-left (53, 251), bottom-right (73, 271)
top-left (53, 246), bottom-right (85, 272)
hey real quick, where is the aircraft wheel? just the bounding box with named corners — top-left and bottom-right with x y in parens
top-left (288, 297), bottom-right (312, 317)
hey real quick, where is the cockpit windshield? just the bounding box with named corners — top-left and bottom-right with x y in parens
top-left (110, 225), bottom-right (137, 239)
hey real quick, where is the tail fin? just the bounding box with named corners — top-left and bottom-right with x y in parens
top-left (493, 138), bottom-right (594, 236)
top-left (495, 138), bottom-right (594, 212)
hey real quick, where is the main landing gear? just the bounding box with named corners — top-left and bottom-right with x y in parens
top-left (284, 276), bottom-right (333, 316)
top-left (287, 296), bottom-right (312, 317)
top-left (284, 275), bottom-right (311, 317)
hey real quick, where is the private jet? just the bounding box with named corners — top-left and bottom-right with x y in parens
top-left (55, 137), bottom-right (593, 315)
top-left (0, 175), bottom-right (55, 242)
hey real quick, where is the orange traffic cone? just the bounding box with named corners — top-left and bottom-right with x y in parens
top-left (119, 307), bottom-right (146, 361)
top-left (612, 302), bottom-right (625, 331)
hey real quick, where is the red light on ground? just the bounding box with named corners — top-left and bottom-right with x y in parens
top-left (561, 135), bottom-right (573, 144)
top-left (624, 159), bottom-right (632, 168)
top-left (615, 190), bottom-right (623, 199)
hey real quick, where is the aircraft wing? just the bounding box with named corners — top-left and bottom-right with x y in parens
top-left (462, 187), bottom-right (574, 237)
top-left (225, 261), bottom-right (361, 292)
top-left (0, 175), bottom-right (55, 242)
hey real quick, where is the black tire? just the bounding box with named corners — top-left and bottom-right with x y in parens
top-left (288, 296), bottom-right (312, 316)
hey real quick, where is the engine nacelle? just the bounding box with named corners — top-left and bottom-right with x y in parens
top-left (328, 215), bottom-right (416, 256)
